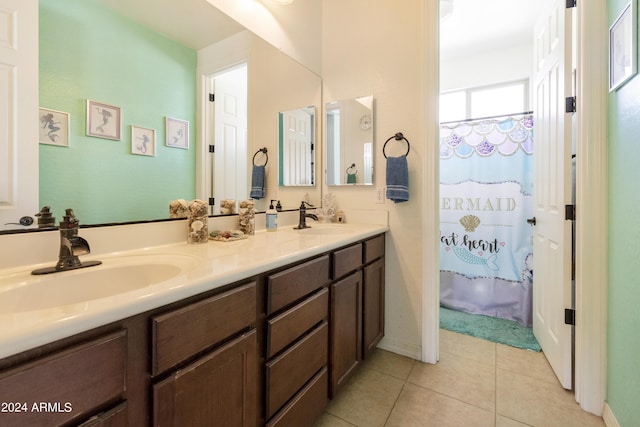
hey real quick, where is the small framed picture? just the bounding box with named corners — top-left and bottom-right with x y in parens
top-left (39, 108), bottom-right (70, 147)
top-left (609, 1), bottom-right (637, 91)
top-left (86, 100), bottom-right (121, 140)
top-left (131, 125), bottom-right (156, 156)
top-left (165, 117), bottom-right (189, 149)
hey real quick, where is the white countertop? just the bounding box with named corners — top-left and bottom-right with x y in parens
top-left (0, 223), bottom-right (387, 359)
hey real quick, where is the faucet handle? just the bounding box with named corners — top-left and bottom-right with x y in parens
top-left (60, 208), bottom-right (79, 228)
top-left (300, 201), bottom-right (314, 209)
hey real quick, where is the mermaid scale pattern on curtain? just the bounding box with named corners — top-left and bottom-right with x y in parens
top-left (439, 114), bottom-right (534, 326)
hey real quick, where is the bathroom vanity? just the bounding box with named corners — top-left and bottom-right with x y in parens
top-left (0, 224), bottom-right (386, 426)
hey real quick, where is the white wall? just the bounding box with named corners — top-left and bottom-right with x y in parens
top-left (323, 0), bottom-right (438, 359)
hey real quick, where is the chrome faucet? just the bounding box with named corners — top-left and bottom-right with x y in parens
top-left (294, 201), bottom-right (318, 230)
top-left (32, 209), bottom-right (102, 275)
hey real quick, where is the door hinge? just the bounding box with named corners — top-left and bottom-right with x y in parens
top-left (209, 93), bottom-right (215, 102)
top-left (565, 96), bottom-right (576, 113)
top-left (565, 205), bottom-right (576, 221)
top-left (566, 0), bottom-right (576, 8)
top-left (565, 308), bottom-right (576, 325)
top-left (208, 197), bottom-right (215, 206)
top-left (208, 145), bottom-right (215, 153)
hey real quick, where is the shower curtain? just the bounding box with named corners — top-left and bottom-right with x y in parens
top-left (439, 114), bottom-right (534, 326)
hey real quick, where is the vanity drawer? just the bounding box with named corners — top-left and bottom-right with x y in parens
top-left (266, 367), bottom-right (328, 427)
top-left (267, 288), bottom-right (328, 358)
top-left (151, 281), bottom-right (256, 376)
top-left (332, 243), bottom-right (363, 279)
top-left (265, 321), bottom-right (328, 419)
top-left (364, 234), bottom-right (385, 264)
top-left (267, 255), bottom-right (330, 314)
top-left (78, 402), bottom-right (128, 426)
top-left (0, 330), bottom-right (127, 427)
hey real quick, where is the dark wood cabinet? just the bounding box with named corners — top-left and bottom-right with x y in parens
top-left (330, 271), bottom-right (363, 396)
top-left (363, 257), bottom-right (385, 359)
top-left (151, 281), bottom-right (257, 376)
top-left (77, 402), bottom-right (128, 427)
top-left (0, 232), bottom-right (385, 427)
top-left (0, 330), bottom-right (127, 427)
top-left (263, 258), bottom-right (331, 425)
top-left (153, 330), bottom-right (257, 427)
top-left (329, 234), bottom-right (385, 396)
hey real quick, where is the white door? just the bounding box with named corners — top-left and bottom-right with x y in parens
top-left (282, 109), bottom-right (313, 186)
top-left (0, 0), bottom-right (39, 230)
top-left (532, 0), bottom-right (574, 389)
top-left (210, 65), bottom-right (248, 211)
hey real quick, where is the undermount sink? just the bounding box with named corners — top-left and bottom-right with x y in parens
top-left (296, 224), bottom-right (354, 235)
top-left (0, 254), bottom-right (200, 314)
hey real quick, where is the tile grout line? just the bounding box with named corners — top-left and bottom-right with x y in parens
top-left (383, 380), bottom-right (409, 426)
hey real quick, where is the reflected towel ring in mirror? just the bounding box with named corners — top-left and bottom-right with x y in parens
top-left (383, 132), bottom-right (411, 158)
top-left (253, 147), bottom-right (268, 166)
top-left (346, 163), bottom-right (358, 175)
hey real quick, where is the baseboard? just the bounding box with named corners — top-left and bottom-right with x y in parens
top-left (376, 336), bottom-right (422, 361)
top-left (603, 403), bottom-right (620, 427)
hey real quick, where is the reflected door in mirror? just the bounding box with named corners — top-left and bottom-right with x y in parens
top-left (279, 107), bottom-right (316, 186)
top-left (210, 65), bottom-right (248, 214)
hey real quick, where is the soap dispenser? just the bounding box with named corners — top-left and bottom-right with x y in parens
top-left (266, 200), bottom-right (278, 232)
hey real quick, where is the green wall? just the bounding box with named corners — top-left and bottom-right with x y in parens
top-left (607, 1), bottom-right (640, 425)
top-left (39, 0), bottom-right (197, 224)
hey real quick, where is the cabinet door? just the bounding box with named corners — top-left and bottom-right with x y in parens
top-left (153, 330), bottom-right (257, 427)
top-left (363, 257), bottom-right (385, 359)
top-left (329, 271), bottom-right (362, 397)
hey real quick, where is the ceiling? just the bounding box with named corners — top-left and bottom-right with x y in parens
top-left (97, 0), bottom-right (540, 66)
top-left (440, 0), bottom-right (540, 61)
top-left (96, 0), bottom-right (244, 50)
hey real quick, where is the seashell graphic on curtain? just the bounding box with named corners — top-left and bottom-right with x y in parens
top-left (459, 214), bottom-right (481, 232)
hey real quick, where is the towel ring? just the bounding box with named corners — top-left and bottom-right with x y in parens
top-left (346, 163), bottom-right (358, 175)
top-left (383, 132), bottom-right (411, 159)
top-left (253, 147), bottom-right (268, 166)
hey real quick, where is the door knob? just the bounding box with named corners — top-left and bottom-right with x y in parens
top-left (527, 217), bottom-right (536, 225)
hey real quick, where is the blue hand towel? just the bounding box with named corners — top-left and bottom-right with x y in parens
top-left (250, 165), bottom-right (266, 199)
top-left (386, 156), bottom-right (409, 203)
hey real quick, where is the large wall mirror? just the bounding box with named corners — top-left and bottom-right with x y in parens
top-left (26, 0), bottom-right (322, 230)
top-left (326, 95), bottom-right (374, 186)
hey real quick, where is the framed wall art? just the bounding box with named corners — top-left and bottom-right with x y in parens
top-left (39, 108), bottom-right (70, 147)
top-left (609, 1), bottom-right (637, 91)
top-left (165, 117), bottom-right (189, 149)
top-left (131, 125), bottom-right (156, 156)
top-left (86, 100), bottom-right (121, 140)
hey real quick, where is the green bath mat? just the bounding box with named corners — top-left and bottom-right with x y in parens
top-left (440, 307), bottom-right (541, 352)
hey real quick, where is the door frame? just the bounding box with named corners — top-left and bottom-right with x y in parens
top-left (422, 0), bottom-right (608, 416)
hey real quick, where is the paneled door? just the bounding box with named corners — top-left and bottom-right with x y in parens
top-left (211, 64), bottom-right (247, 210)
top-left (0, 0), bottom-right (39, 230)
top-left (532, 0), bottom-right (574, 389)
top-left (281, 108), bottom-right (313, 186)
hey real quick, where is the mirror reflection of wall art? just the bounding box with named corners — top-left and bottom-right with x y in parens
top-left (165, 117), bottom-right (189, 149)
top-left (131, 126), bottom-right (156, 157)
top-left (39, 108), bottom-right (70, 147)
top-left (609, 1), bottom-right (637, 91)
top-left (86, 100), bottom-right (121, 140)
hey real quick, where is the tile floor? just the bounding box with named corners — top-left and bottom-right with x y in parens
top-left (315, 329), bottom-right (605, 427)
